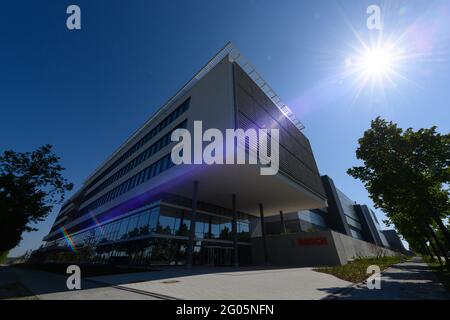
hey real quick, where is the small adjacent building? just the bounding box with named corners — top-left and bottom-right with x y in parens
top-left (382, 229), bottom-right (409, 254)
top-left (260, 175), bottom-right (398, 266)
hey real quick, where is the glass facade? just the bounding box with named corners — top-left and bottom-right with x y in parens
top-left (298, 210), bottom-right (327, 230)
top-left (43, 202), bottom-right (252, 266)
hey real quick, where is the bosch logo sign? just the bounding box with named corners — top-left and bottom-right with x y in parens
top-left (297, 237), bottom-right (328, 246)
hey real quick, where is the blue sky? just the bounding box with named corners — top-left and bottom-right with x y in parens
top-left (2, 0), bottom-right (449, 256)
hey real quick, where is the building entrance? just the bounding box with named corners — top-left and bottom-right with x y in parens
top-left (204, 246), bottom-right (233, 266)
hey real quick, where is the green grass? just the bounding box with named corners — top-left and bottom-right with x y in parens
top-left (313, 256), bottom-right (403, 283)
top-left (423, 257), bottom-right (450, 293)
top-left (0, 251), bottom-right (9, 264)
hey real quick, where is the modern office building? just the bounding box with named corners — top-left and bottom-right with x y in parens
top-left (37, 43), bottom-right (401, 268)
top-left (39, 43), bottom-right (329, 267)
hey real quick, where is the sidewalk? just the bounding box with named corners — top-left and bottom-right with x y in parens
top-left (89, 266), bottom-right (352, 300)
top-left (326, 257), bottom-right (450, 300)
top-left (4, 259), bottom-right (448, 300)
top-left (5, 266), bottom-right (159, 300)
top-left (5, 265), bottom-right (352, 300)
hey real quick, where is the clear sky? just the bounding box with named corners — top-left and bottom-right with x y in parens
top-left (2, 0), bottom-right (449, 256)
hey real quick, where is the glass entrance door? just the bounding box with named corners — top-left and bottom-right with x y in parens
top-left (204, 246), bottom-right (233, 266)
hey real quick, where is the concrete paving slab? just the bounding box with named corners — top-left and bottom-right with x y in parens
top-left (90, 266), bottom-right (352, 300)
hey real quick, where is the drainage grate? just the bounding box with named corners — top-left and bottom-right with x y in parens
top-left (161, 280), bottom-right (180, 284)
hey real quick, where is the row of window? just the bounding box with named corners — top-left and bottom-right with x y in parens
top-left (157, 206), bottom-right (250, 241)
top-left (85, 97), bottom-right (191, 192)
top-left (81, 151), bottom-right (176, 215)
top-left (298, 210), bottom-right (327, 228)
top-left (83, 120), bottom-right (187, 204)
top-left (41, 238), bottom-right (251, 266)
top-left (57, 97), bottom-right (191, 218)
top-left (48, 238), bottom-right (188, 266)
top-left (48, 206), bottom-right (251, 250)
top-left (60, 208), bottom-right (159, 248)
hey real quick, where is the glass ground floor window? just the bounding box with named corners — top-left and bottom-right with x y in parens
top-left (43, 237), bottom-right (252, 266)
top-left (47, 203), bottom-right (252, 253)
top-left (43, 199), bottom-right (254, 266)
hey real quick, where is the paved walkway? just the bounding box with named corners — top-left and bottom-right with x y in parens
top-left (4, 265), bottom-right (352, 300)
top-left (90, 266), bottom-right (352, 300)
top-left (3, 258), bottom-right (448, 300)
top-left (3, 266), bottom-right (159, 300)
top-left (327, 257), bottom-right (450, 300)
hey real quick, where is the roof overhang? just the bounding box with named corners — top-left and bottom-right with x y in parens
top-left (152, 163), bottom-right (327, 217)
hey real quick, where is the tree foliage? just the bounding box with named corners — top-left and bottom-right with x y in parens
top-left (348, 117), bottom-right (450, 262)
top-left (0, 145), bottom-right (73, 254)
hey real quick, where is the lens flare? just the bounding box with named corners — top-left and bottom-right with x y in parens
top-left (60, 226), bottom-right (77, 253)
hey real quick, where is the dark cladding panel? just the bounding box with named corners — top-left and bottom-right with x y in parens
top-left (233, 63), bottom-right (325, 199)
top-left (321, 176), bottom-right (352, 236)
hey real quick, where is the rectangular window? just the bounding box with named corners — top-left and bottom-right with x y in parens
top-left (137, 212), bottom-right (150, 236)
top-left (149, 144), bottom-right (155, 156)
top-left (155, 140), bottom-right (161, 152)
top-left (195, 221), bottom-right (206, 239)
top-left (117, 219), bottom-right (129, 240)
top-left (112, 187), bottom-right (119, 199)
top-left (129, 176), bottom-right (136, 190)
top-left (121, 180), bottom-right (127, 192)
top-left (146, 164), bottom-right (154, 179)
top-left (140, 170), bottom-right (146, 184)
top-left (127, 216), bottom-right (139, 236)
top-left (135, 172), bottom-right (142, 186)
top-left (160, 156), bottom-right (169, 172)
top-left (137, 170), bottom-right (144, 185)
top-left (169, 112), bottom-right (175, 123)
top-left (149, 208), bottom-right (159, 232)
top-left (143, 149), bottom-right (150, 161)
top-left (154, 161), bottom-right (162, 175)
top-left (162, 135), bottom-right (169, 147)
top-left (158, 215), bottom-right (176, 235)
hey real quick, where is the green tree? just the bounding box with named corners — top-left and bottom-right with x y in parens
top-left (348, 118), bottom-right (449, 263)
top-left (0, 145), bottom-right (73, 255)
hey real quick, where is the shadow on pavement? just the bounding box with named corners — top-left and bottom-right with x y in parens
top-left (0, 266), bottom-right (37, 299)
top-left (319, 259), bottom-right (450, 300)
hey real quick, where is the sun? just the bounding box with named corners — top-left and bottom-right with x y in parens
top-left (361, 47), bottom-right (394, 76)
top-left (351, 41), bottom-right (400, 82)
top-left (343, 39), bottom-right (406, 101)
